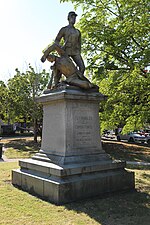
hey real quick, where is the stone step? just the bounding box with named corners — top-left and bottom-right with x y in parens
top-left (12, 167), bottom-right (134, 205)
top-left (32, 151), bottom-right (111, 165)
top-left (19, 158), bottom-right (126, 178)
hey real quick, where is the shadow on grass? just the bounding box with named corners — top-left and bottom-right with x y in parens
top-left (4, 139), bottom-right (40, 156)
top-left (102, 140), bottom-right (150, 163)
top-left (12, 182), bottom-right (149, 225)
top-left (64, 190), bottom-right (150, 225)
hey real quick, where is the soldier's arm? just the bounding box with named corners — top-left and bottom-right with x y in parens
top-left (55, 27), bottom-right (65, 45)
top-left (41, 27), bottom-right (66, 63)
top-left (41, 43), bottom-right (56, 62)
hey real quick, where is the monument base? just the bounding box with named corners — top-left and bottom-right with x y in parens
top-left (12, 88), bottom-right (135, 204)
top-left (12, 159), bottom-right (134, 204)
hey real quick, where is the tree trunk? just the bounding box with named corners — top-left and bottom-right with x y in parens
top-left (33, 118), bottom-right (38, 142)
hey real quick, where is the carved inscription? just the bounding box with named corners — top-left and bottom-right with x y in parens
top-left (73, 109), bottom-right (94, 147)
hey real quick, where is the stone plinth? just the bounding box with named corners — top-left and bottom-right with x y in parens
top-left (33, 87), bottom-right (110, 164)
top-left (12, 87), bottom-right (135, 204)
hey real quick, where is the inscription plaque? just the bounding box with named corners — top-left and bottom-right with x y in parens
top-left (72, 101), bottom-right (98, 150)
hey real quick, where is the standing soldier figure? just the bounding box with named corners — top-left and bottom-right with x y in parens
top-left (41, 11), bottom-right (85, 77)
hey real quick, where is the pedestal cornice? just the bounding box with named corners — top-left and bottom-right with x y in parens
top-left (36, 88), bottom-right (107, 104)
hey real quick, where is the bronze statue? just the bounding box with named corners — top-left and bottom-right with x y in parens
top-left (46, 53), bottom-right (97, 90)
top-left (41, 11), bottom-right (98, 91)
top-left (41, 11), bottom-right (85, 76)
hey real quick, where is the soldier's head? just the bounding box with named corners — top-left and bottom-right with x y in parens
top-left (67, 11), bottom-right (77, 25)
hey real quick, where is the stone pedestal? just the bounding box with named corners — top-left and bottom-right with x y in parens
top-left (12, 87), bottom-right (135, 204)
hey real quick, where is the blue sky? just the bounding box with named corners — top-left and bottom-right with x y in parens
top-left (0, 0), bottom-right (82, 82)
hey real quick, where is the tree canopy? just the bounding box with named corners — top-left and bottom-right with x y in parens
top-left (0, 81), bottom-right (7, 121)
top-left (0, 65), bottom-right (49, 140)
top-left (61, 0), bottom-right (150, 132)
top-left (6, 65), bottom-right (49, 122)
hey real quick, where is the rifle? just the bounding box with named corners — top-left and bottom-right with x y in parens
top-left (47, 66), bottom-right (54, 89)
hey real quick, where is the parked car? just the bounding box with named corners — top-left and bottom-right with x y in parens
top-left (117, 132), bottom-right (146, 143)
top-left (145, 134), bottom-right (150, 146)
top-left (141, 129), bottom-right (150, 146)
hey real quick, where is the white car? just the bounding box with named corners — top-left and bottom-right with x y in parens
top-left (117, 132), bottom-right (146, 143)
top-left (145, 135), bottom-right (150, 146)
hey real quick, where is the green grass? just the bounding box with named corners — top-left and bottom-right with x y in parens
top-left (1, 139), bottom-right (150, 224)
top-left (4, 139), bottom-right (40, 158)
top-left (3, 138), bottom-right (150, 164)
top-left (0, 162), bottom-right (149, 225)
top-left (102, 140), bottom-right (150, 163)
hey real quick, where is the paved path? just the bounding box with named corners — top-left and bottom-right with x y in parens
top-left (0, 146), bottom-right (24, 162)
top-left (0, 156), bottom-right (21, 162)
top-left (126, 161), bottom-right (150, 167)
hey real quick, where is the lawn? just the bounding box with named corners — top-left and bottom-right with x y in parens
top-left (3, 138), bottom-right (40, 159)
top-left (0, 162), bottom-right (149, 225)
top-left (0, 138), bottom-right (150, 224)
top-left (102, 140), bottom-right (150, 163)
top-left (3, 138), bottom-right (150, 165)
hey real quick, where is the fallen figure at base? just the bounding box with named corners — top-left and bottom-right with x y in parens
top-left (41, 44), bottom-right (98, 91)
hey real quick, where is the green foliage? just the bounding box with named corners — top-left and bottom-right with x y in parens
top-left (1, 65), bottom-right (49, 125)
top-left (61, 0), bottom-right (150, 132)
top-left (0, 81), bottom-right (8, 121)
top-left (100, 69), bottom-right (150, 133)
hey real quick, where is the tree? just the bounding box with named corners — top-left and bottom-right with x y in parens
top-left (6, 65), bottom-right (49, 141)
top-left (0, 81), bottom-right (8, 122)
top-left (61, 0), bottom-right (150, 132)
